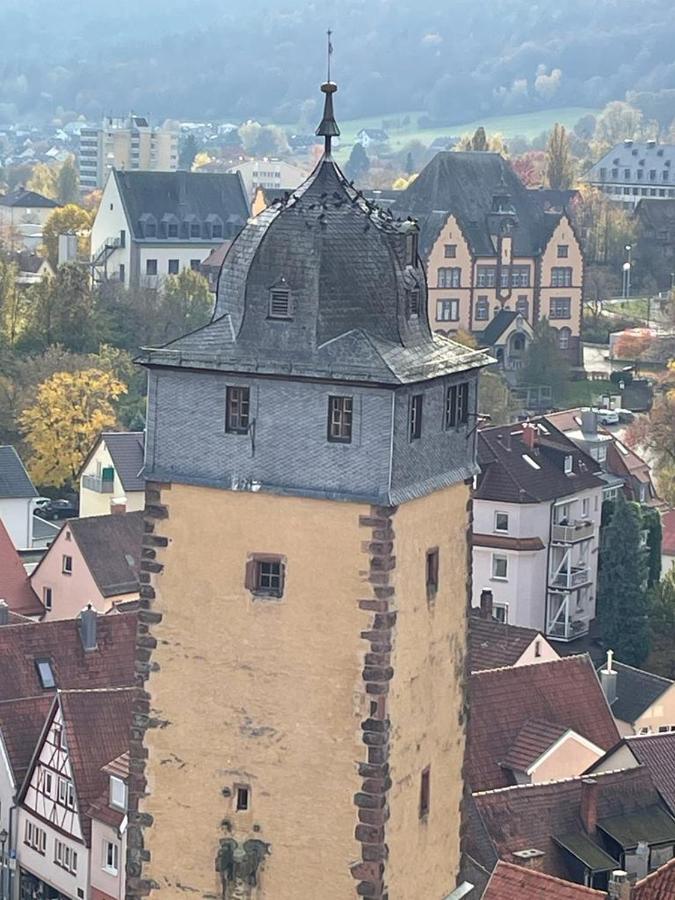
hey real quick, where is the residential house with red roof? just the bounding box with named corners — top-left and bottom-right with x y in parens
top-left (473, 420), bottom-right (605, 642)
top-left (468, 592), bottom-right (559, 672)
top-left (596, 653), bottom-right (675, 736)
top-left (17, 687), bottom-right (133, 900)
top-left (467, 655), bottom-right (620, 792)
top-left (0, 518), bottom-right (44, 618)
top-left (589, 732), bottom-right (675, 818)
top-left (634, 856), bottom-right (675, 899)
top-left (482, 860), bottom-right (606, 899)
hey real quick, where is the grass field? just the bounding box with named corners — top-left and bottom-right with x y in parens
top-left (317, 106), bottom-right (599, 162)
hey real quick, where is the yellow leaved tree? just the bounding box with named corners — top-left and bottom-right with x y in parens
top-left (20, 369), bottom-right (126, 489)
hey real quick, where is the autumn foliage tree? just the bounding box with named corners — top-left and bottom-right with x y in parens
top-left (612, 329), bottom-right (653, 361)
top-left (545, 123), bottom-right (574, 190)
top-left (20, 368), bottom-right (126, 488)
top-left (42, 204), bottom-right (93, 267)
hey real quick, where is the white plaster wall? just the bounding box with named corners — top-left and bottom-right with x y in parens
top-left (16, 809), bottom-right (89, 900)
top-left (79, 443), bottom-right (143, 518)
top-left (0, 497), bottom-right (33, 550)
top-left (90, 176), bottom-right (131, 280)
top-left (90, 820), bottom-right (126, 900)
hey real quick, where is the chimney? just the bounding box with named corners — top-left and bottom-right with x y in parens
top-left (580, 778), bottom-right (598, 835)
top-left (522, 422), bottom-right (537, 450)
top-left (511, 849), bottom-right (545, 872)
top-left (607, 870), bottom-right (631, 900)
top-left (480, 589), bottom-right (494, 620)
top-left (110, 497), bottom-right (127, 515)
top-left (0, 600), bottom-right (9, 626)
top-left (79, 604), bottom-right (98, 652)
top-left (599, 649), bottom-right (618, 707)
top-left (580, 408), bottom-right (598, 437)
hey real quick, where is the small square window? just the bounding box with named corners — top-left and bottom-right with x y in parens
top-left (492, 555), bottom-right (508, 580)
top-left (190, 222), bottom-right (201, 238)
top-left (409, 394), bottom-right (423, 441)
top-left (557, 245), bottom-right (569, 258)
top-left (62, 555), bottom-right (72, 575)
top-left (190, 259), bottom-right (201, 271)
top-left (168, 259), bottom-right (179, 275)
top-left (246, 556), bottom-right (285, 599)
top-left (493, 604), bottom-right (508, 623)
top-left (444, 244), bottom-right (457, 258)
top-left (419, 767), bottom-right (430, 819)
top-left (235, 785), bottom-right (250, 811)
top-left (426, 548), bottom-right (439, 599)
top-left (168, 223), bottom-right (178, 238)
top-left (327, 396), bottom-right (353, 443)
top-left (495, 512), bottom-right (509, 533)
top-left (226, 386), bottom-right (250, 434)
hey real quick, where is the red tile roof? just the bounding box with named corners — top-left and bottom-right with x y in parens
top-left (634, 856), bottom-right (675, 899)
top-left (468, 614), bottom-right (554, 672)
top-left (467, 656), bottom-right (621, 791)
top-left (501, 719), bottom-right (568, 773)
top-left (0, 518), bottom-right (43, 616)
top-left (483, 861), bottom-right (605, 899)
top-left (625, 732), bottom-right (675, 816)
top-left (0, 696), bottom-right (52, 784)
top-left (0, 612), bottom-right (137, 701)
top-left (468, 767), bottom-right (664, 881)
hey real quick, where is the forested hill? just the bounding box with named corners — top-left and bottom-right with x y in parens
top-left (1, 0), bottom-right (675, 126)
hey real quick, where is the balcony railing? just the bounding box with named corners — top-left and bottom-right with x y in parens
top-left (82, 474), bottom-right (114, 493)
top-left (550, 566), bottom-right (591, 589)
top-left (552, 520), bottom-right (594, 543)
top-left (547, 615), bottom-right (590, 641)
top-left (140, 274), bottom-right (160, 289)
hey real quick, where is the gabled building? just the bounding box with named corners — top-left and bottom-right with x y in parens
top-left (469, 593), bottom-right (559, 673)
top-left (17, 685), bottom-right (133, 900)
top-left (79, 432), bottom-right (145, 518)
top-left (482, 860), bottom-right (606, 900)
top-left (589, 732), bottom-right (675, 818)
top-left (90, 169), bottom-right (249, 287)
top-left (0, 188), bottom-right (60, 230)
top-left (0, 445), bottom-right (39, 550)
top-left (597, 655), bottom-right (675, 736)
top-left (0, 518), bottom-right (43, 618)
top-left (473, 420), bottom-right (605, 641)
top-left (467, 655), bottom-right (620, 792)
top-left (585, 140), bottom-right (675, 207)
top-left (392, 151), bottom-right (584, 364)
top-left (8, 250), bottom-right (54, 286)
top-left (30, 512), bottom-right (142, 619)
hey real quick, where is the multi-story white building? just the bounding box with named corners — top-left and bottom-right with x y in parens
top-left (472, 420), bottom-right (605, 643)
top-left (78, 432), bottom-right (145, 518)
top-left (227, 158), bottom-right (309, 199)
top-left (585, 139), bottom-right (675, 207)
top-left (90, 169), bottom-right (249, 288)
top-left (79, 115), bottom-right (179, 191)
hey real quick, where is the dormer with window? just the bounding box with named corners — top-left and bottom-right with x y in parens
top-left (139, 214), bottom-right (157, 239)
top-left (206, 214), bottom-right (224, 240)
top-left (109, 775), bottom-right (127, 811)
top-left (161, 214), bottom-right (179, 239)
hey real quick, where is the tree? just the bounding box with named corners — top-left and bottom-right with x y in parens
top-left (179, 133), bottom-right (199, 170)
top-left (20, 368), bottom-right (126, 488)
top-left (519, 317), bottom-right (570, 401)
top-left (471, 127), bottom-right (489, 151)
top-left (613, 329), bottom-right (652, 361)
top-left (0, 256), bottom-right (22, 346)
top-left (27, 162), bottom-right (58, 199)
top-left (56, 155), bottom-right (79, 204)
top-left (511, 151), bottom-right (545, 187)
top-left (22, 263), bottom-right (95, 352)
top-left (570, 185), bottom-right (636, 268)
top-left (161, 268), bottom-right (212, 343)
top-left (545, 124), bottom-right (574, 190)
top-left (597, 494), bottom-right (650, 666)
top-left (478, 370), bottom-right (515, 426)
top-left (41, 204), bottom-right (92, 267)
top-left (645, 572), bottom-right (675, 679)
top-left (344, 143), bottom-right (370, 184)
top-left (593, 101), bottom-right (643, 151)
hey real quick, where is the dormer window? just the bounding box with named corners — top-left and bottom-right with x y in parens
top-left (35, 659), bottom-right (55, 689)
top-left (139, 215), bottom-right (157, 239)
top-left (207, 214), bottom-right (224, 239)
top-left (269, 288), bottom-right (291, 319)
top-left (190, 221), bottom-right (201, 238)
top-left (564, 455), bottom-right (573, 475)
top-left (168, 223), bottom-right (178, 238)
top-left (109, 776), bottom-right (127, 811)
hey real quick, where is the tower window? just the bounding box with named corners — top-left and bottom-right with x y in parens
top-left (246, 556), bottom-right (285, 599)
top-left (445, 383), bottom-right (469, 428)
top-left (406, 231), bottom-right (419, 266)
top-left (327, 396), bottom-right (353, 443)
top-left (426, 548), bottom-right (439, 599)
top-left (226, 386), bottom-right (250, 434)
top-left (62, 555), bottom-right (73, 575)
top-left (235, 785), bottom-right (250, 811)
top-left (269, 289), bottom-right (292, 319)
top-left (408, 289), bottom-right (420, 317)
top-left (409, 394), bottom-right (423, 441)
top-left (419, 767), bottom-right (431, 819)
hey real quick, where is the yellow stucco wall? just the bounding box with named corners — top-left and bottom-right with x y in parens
top-left (140, 479), bottom-right (469, 898)
top-left (538, 216), bottom-right (583, 339)
top-left (426, 214), bottom-right (472, 332)
top-left (386, 482), bottom-right (469, 898)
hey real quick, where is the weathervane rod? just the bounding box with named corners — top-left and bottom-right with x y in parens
top-left (327, 29), bottom-right (333, 82)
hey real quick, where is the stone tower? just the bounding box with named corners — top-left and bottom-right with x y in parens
top-left (128, 78), bottom-right (490, 900)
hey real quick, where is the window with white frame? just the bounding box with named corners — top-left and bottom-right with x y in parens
top-left (437, 267), bottom-right (461, 288)
top-left (103, 840), bottom-right (119, 874)
top-left (492, 555), bottom-right (508, 580)
top-left (436, 298), bottom-right (459, 322)
top-left (564, 455), bottom-right (573, 475)
top-left (110, 775), bottom-right (127, 810)
top-left (493, 603), bottom-right (508, 623)
top-left (582, 498), bottom-right (589, 518)
top-left (475, 296), bottom-right (489, 321)
top-left (54, 839), bottom-right (78, 874)
top-left (494, 512), bottom-right (509, 533)
top-left (58, 777), bottom-right (75, 809)
top-left (24, 821), bottom-right (46, 854)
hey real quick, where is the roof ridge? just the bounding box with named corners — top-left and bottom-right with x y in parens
top-left (471, 652), bottom-right (590, 679)
top-left (58, 686), bottom-right (136, 695)
top-left (493, 860), bottom-right (605, 894)
top-left (635, 854), bottom-right (675, 888)
top-left (612, 660), bottom-right (674, 683)
top-left (472, 764), bottom-right (644, 797)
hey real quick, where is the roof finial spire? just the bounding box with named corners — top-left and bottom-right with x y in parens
top-left (315, 29), bottom-right (340, 157)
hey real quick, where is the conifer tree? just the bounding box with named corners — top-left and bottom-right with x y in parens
top-left (519, 317), bottom-right (569, 401)
top-left (597, 494), bottom-right (651, 666)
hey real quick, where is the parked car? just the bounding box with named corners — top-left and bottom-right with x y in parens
top-left (33, 497), bottom-right (50, 510)
top-left (614, 408), bottom-right (636, 424)
top-left (34, 499), bottom-right (78, 521)
top-left (592, 407), bottom-right (620, 426)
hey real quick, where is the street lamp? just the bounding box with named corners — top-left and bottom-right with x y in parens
top-left (0, 826), bottom-right (8, 900)
top-left (623, 244), bottom-right (632, 299)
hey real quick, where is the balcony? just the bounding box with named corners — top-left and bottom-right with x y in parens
top-left (550, 565), bottom-right (591, 589)
top-left (82, 474), bottom-right (114, 494)
top-left (547, 591), bottom-right (591, 641)
top-left (552, 520), bottom-right (594, 543)
top-left (547, 614), bottom-right (590, 641)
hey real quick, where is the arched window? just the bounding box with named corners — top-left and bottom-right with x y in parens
top-left (512, 333), bottom-right (525, 352)
top-left (559, 327), bottom-right (571, 350)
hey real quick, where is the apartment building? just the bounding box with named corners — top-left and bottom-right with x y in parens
top-left (79, 115), bottom-right (179, 191)
top-left (585, 140), bottom-right (675, 207)
top-left (89, 169), bottom-right (248, 287)
top-left (393, 151), bottom-right (584, 365)
top-left (473, 420), bottom-right (605, 642)
top-left (227, 157), bottom-right (308, 199)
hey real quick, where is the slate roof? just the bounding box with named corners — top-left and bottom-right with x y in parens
top-left (468, 613), bottom-right (552, 672)
top-left (0, 612), bottom-right (137, 701)
top-left (468, 767), bottom-right (667, 881)
top-left (598, 660), bottom-right (673, 724)
top-left (139, 146), bottom-right (491, 386)
top-left (625, 733), bottom-right (675, 815)
top-left (100, 431), bottom-right (145, 492)
top-left (67, 511), bottom-right (143, 597)
top-left (634, 856), bottom-right (675, 900)
top-left (586, 141), bottom-right (675, 184)
top-left (477, 310), bottom-right (518, 347)
top-left (0, 188), bottom-right (60, 209)
top-left (0, 695), bottom-right (53, 784)
top-left (475, 421), bottom-right (604, 504)
top-left (113, 169), bottom-right (249, 242)
top-left (0, 518), bottom-right (43, 616)
top-left (0, 445), bottom-right (37, 498)
top-left (483, 861), bottom-right (605, 899)
top-left (8, 250), bottom-right (52, 274)
top-left (467, 656), bottom-right (620, 791)
top-left (599, 804), bottom-right (675, 848)
top-left (635, 198), bottom-right (675, 230)
top-left (392, 151), bottom-right (562, 259)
